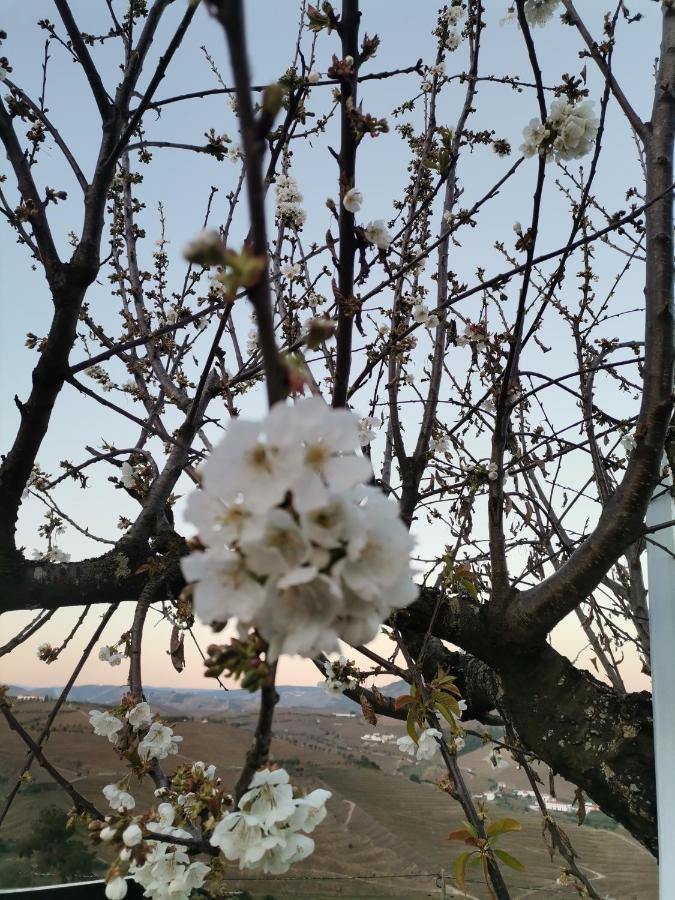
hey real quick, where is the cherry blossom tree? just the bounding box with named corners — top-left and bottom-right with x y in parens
top-left (0, 1), bottom-right (672, 897)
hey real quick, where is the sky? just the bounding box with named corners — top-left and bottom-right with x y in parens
top-left (0, 0), bottom-right (663, 693)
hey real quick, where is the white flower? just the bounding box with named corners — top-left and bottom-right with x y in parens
top-left (621, 433), bottom-right (637, 453)
top-left (403, 372), bottom-right (415, 386)
top-left (90, 710), bottom-right (124, 743)
top-left (182, 399), bottom-right (415, 660)
top-left (103, 783), bottom-right (136, 812)
top-left (344, 55), bottom-right (354, 66)
top-left (339, 488), bottom-right (415, 603)
top-left (211, 811), bottom-right (285, 867)
top-left (357, 416), bottom-right (380, 446)
top-left (396, 734), bottom-right (417, 757)
top-left (278, 397), bottom-right (372, 512)
top-left (195, 418), bottom-right (299, 514)
top-left (182, 548), bottom-right (267, 626)
top-left (445, 29), bottom-right (461, 51)
top-left (430, 435), bottom-right (450, 455)
top-left (99, 825), bottom-right (117, 843)
top-left (184, 489), bottom-right (265, 547)
top-left (343, 187), bottom-right (363, 213)
top-left (415, 728), bottom-right (442, 760)
top-left (446, 4), bottom-right (464, 25)
top-left (129, 839), bottom-right (208, 900)
top-left (156, 802), bottom-right (176, 827)
top-left (524, 0), bottom-right (561, 27)
top-left (258, 573), bottom-right (343, 659)
top-left (122, 824), bottom-right (143, 847)
top-left (210, 770), bottom-right (329, 877)
top-left (456, 323), bottom-right (487, 350)
top-left (120, 462), bottom-right (137, 489)
top-left (127, 701), bottom-right (153, 732)
top-left (520, 117), bottom-right (548, 158)
top-left (98, 645), bottom-right (123, 666)
top-left (364, 220), bottom-right (392, 250)
top-left (282, 263), bottom-right (302, 279)
top-left (413, 305), bottom-right (440, 329)
top-left (275, 174), bottom-right (306, 227)
top-left (521, 99), bottom-right (598, 162)
top-left (255, 832), bottom-right (315, 874)
top-left (192, 761), bottom-right (217, 780)
top-left (138, 722), bottom-right (182, 761)
top-left (397, 727), bottom-right (442, 761)
top-left (171, 861), bottom-right (210, 896)
top-left (430, 62), bottom-right (446, 78)
top-left (227, 143), bottom-right (243, 161)
top-left (238, 768), bottom-right (296, 830)
top-left (307, 70), bottom-right (321, 85)
top-left (105, 877), bottom-right (128, 900)
top-left (300, 495), bottom-right (362, 550)
top-left (324, 675), bottom-right (351, 694)
top-left (487, 462), bottom-right (499, 482)
top-left (549, 98), bottom-right (599, 160)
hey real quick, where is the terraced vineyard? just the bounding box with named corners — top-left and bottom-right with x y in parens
top-left (0, 700), bottom-right (658, 898)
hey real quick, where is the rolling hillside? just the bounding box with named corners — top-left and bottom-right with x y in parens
top-left (0, 698), bottom-right (658, 899)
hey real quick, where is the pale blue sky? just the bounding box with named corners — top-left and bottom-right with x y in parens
top-left (0, 0), bottom-right (661, 690)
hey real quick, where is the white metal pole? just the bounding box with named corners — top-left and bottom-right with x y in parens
top-left (646, 471), bottom-right (675, 899)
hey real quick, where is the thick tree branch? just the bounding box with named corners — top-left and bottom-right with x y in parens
top-left (508, 6), bottom-right (674, 640)
top-left (53, 0), bottom-right (112, 119)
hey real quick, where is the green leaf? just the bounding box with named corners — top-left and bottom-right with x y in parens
top-left (454, 850), bottom-right (472, 893)
top-left (436, 702), bottom-right (457, 728)
top-left (487, 817), bottom-right (523, 839)
top-left (436, 694), bottom-right (461, 719)
top-left (493, 848), bottom-right (526, 872)
top-left (462, 820), bottom-right (479, 839)
top-left (394, 693), bottom-right (416, 710)
top-left (406, 709), bottom-right (418, 743)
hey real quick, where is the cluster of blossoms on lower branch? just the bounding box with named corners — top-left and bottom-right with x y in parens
top-left (88, 699), bottom-right (331, 896)
top-left (181, 396), bottom-right (417, 660)
top-left (210, 768), bottom-right (330, 875)
top-left (96, 766), bottom-right (329, 898)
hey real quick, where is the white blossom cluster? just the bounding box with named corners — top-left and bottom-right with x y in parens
top-left (120, 461), bottom-right (140, 489)
top-left (523, 0), bottom-right (561, 27)
top-left (181, 397), bottom-right (417, 660)
top-left (210, 768), bottom-right (330, 875)
top-left (343, 187), bottom-right (363, 213)
top-left (364, 219), bottom-right (392, 250)
top-left (321, 656), bottom-right (357, 694)
top-left (357, 415), bottom-right (380, 447)
top-left (456, 322), bottom-right (488, 350)
top-left (397, 727), bottom-right (443, 761)
top-left (32, 547), bottom-right (70, 564)
top-left (275, 173), bottom-right (306, 228)
top-left (89, 701), bottom-right (182, 761)
top-left (413, 303), bottom-right (440, 329)
top-left (443, 4), bottom-right (465, 50)
top-left (520, 99), bottom-right (599, 162)
top-left (103, 802), bottom-right (210, 900)
top-left (99, 644), bottom-right (124, 667)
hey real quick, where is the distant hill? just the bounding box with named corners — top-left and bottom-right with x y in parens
top-left (5, 682), bottom-right (387, 716)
